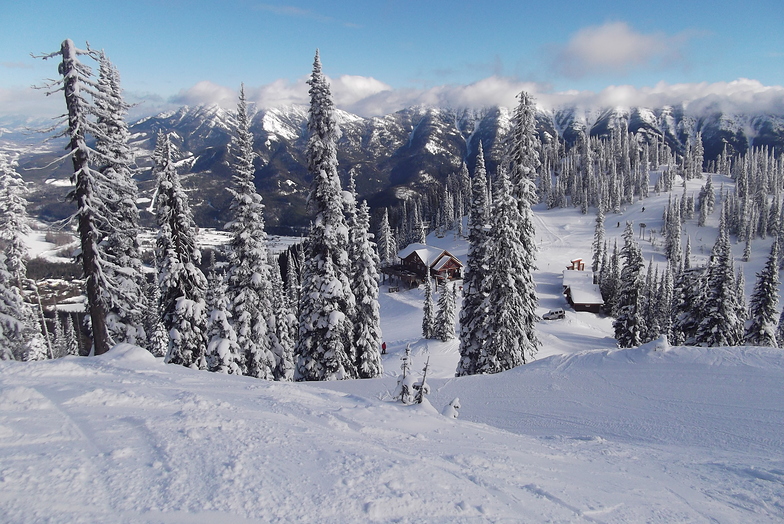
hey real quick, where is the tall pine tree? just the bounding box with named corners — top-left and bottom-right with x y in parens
top-left (613, 223), bottom-right (645, 348)
top-left (153, 132), bottom-right (208, 368)
top-left (695, 208), bottom-right (745, 346)
top-left (457, 142), bottom-right (491, 376)
top-left (41, 40), bottom-right (111, 355)
top-left (295, 50), bottom-right (357, 381)
top-left (224, 85), bottom-right (275, 379)
top-left (744, 240), bottom-right (779, 347)
top-left (94, 51), bottom-right (147, 347)
top-left (480, 168), bottom-right (539, 373)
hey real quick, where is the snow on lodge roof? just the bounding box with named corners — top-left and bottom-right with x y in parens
top-left (397, 243), bottom-right (451, 266)
top-left (562, 269), bottom-right (604, 310)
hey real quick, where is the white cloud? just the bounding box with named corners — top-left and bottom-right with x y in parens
top-left (551, 22), bottom-right (690, 78)
top-left (170, 81), bottom-right (237, 108)
top-left (246, 78), bottom-right (309, 109)
top-left (113, 77), bottom-right (784, 119)
top-left (3, 74), bottom-right (784, 125)
top-left (547, 79), bottom-right (784, 116)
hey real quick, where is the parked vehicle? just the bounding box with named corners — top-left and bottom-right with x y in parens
top-left (542, 308), bottom-right (566, 320)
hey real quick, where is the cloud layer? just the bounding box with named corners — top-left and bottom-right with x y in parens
top-left (550, 22), bottom-right (691, 79)
top-left (3, 76), bottom-right (784, 125)
top-left (159, 75), bottom-right (784, 120)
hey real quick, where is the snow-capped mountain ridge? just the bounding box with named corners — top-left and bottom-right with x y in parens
top-left (8, 99), bottom-right (784, 230)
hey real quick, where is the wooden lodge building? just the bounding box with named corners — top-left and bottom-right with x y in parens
top-left (381, 243), bottom-right (463, 288)
top-left (562, 259), bottom-right (604, 313)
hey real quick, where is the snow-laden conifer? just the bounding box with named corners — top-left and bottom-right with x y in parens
top-left (422, 276), bottom-right (436, 340)
top-left (295, 51), bottom-right (356, 381)
top-left (0, 153), bottom-right (32, 289)
top-left (350, 199), bottom-right (383, 378)
top-left (205, 266), bottom-right (241, 374)
top-left (63, 314), bottom-right (79, 356)
top-left (40, 40), bottom-right (112, 355)
top-left (93, 52), bottom-right (147, 347)
top-left (744, 240), bottom-right (779, 347)
top-left (224, 86), bottom-right (275, 379)
top-left (153, 132), bottom-right (208, 369)
top-left (435, 282), bottom-right (457, 342)
top-left (0, 154), bottom-right (49, 360)
top-left (592, 207), bottom-right (605, 273)
top-left (457, 143), bottom-right (490, 376)
top-left (480, 168), bottom-right (539, 373)
top-left (694, 208), bottom-right (744, 347)
top-left (377, 208), bottom-right (396, 267)
top-left (614, 223), bottom-right (645, 348)
top-left (268, 257), bottom-right (295, 381)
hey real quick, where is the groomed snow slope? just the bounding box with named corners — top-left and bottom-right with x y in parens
top-left (1, 341), bottom-right (782, 523)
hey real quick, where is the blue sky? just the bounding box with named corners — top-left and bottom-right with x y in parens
top-left (1, 0), bottom-right (783, 119)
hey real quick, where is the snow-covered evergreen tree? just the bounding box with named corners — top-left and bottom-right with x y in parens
top-left (377, 208), bottom-right (396, 267)
top-left (394, 344), bottom-right (415, 405)
top-left (295, 51), bottom-right (356, 381)
top-left (224, 85), bottom-right (275, 379)
top-left (695, 209), bottom-right (744, 347)
top-left (93, 51), bottom-right (147, 347)
top-left (744, 240), bottom-right (779, 347)
top-left (268, 257), bottom-right (295, 381)
top-left (63, 314), bottom-right (79, 356)
top-left (614, 223), bottom-right (645, 348)
top-left (41, 39), bottom-right (111, 355)
top-left (0, 154), bottom-right (49, 361)
top-left (0, 251), bottom-right (44, 361)
top-left (457, 143), bottom-right (490, 376)
top-left (592, 207), bottom-right (605, 273)
top-left (143, 271), bottom-right (168, 358)
top-left (480, 168), bottom-right (539, 373)
top-left (435, 282), bottom-right (456, 342)
top-left (53, 314), bottom-right (66, 358)
top-left (349, 199), bottom-right (383, 378)
top-left (205, 266), bottom-right (242, 374)
top-left (422, 276), bottom-right (436, 339)
top-left (0, 153), bottom-right (32, 289)
top-left (153, 132), bottom-right (208, 369)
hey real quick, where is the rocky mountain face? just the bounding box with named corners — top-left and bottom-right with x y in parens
top-left (8, 102), bottom-right (784, 232)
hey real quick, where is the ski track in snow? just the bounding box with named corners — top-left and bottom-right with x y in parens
top-left (2, 174), bottom-right (784, 522)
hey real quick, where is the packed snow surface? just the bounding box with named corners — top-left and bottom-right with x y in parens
top-left (2, 173), bottom-right (784, 522)
top-left (2, 341), bottom-right (783, 522)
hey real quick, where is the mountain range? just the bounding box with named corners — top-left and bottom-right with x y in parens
top-left (5, 101), bottom-right (784, 233)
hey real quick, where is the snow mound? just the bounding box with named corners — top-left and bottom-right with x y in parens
top-left (95, 343), bottom-right (161, 367)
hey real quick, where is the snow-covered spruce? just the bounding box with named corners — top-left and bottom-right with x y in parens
top-left (479, 167), bottom-right (538, 373)
top-left (694, 205), bottom-right (746, 347)
top-left (435, 282), bottom-right (456, 342)
top-left (744, 239), bottom-right (780, 347)
top-left (457, 142), bottom-right (490, 376)
top-left (422, 276), bottom-right (435, 340)
top-left (224, 86), bottom-right (275, 379)
top-left (348, 191), bottom-right (383, 379)
top-left (93, 51), bottom-right (148, 348)
top-left (613, 222), bottom-right (645, 348)
top-left (295, 50), bottom-right (356, 381)
top-left (205, 266), bottom-right (241, 374)
top-left (153, 132), bottom-right (208, 369)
